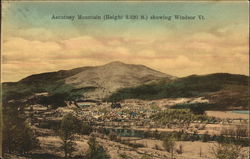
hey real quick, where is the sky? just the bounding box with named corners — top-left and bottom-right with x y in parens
top-left (2, 1), bottom-right (249, 82)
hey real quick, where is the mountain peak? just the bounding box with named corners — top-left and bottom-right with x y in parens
top-left (7, 61), bottom-right (175, 100)
top-left (64, 61), bottom-right (173, 99)
top-left (104, 61), bottom-right (126, 66)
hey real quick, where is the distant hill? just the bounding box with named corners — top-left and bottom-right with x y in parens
top-left (2, 62), bottom-right (248, 110)
top-left (2, 61), bottom-right (174, 102)
top-left (107, 73), bottom-right (248, 110)
top-left (64, 61), bottom-right (175, 99)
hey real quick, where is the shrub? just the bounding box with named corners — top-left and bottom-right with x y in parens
top-left (221, 125), bottom-right (248, 139)
top-left (210, 143), bottom-right (245, 159)
top-left (201, 131), bottom-right (210, 142)
top-left (163, 136), bottom-right (176, 153)
top-left (108, 131), bottom-right (118, 141)
top-left (127, 142), bottom-right (144, 148)
top-left (86, 134), bottom-right (110, 159)
top-left (176, 144), bottom-right (183, 154)
top-left (189, 104), bottom-right (206, 115)
top-left (98, 108), bottom-right (109, 115)
top-left (80, 122), bottom-right (93, 135)
top-left (163, 136), bottom-right (176, 159)
top-left (150, 104), bottom-right (160, 111)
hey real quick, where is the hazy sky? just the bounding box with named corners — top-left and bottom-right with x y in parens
top-left (2, 1), bottom-right (249, 82)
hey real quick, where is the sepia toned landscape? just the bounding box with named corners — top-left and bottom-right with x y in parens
top-left (1, 1), bottom-right (249, 159)
top-left (2, 61), bottom-right (249, 159)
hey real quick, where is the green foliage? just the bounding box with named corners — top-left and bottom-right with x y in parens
top-left (150, 104), bottom-right (160, 111)
top-left (122, 108), bottom-right (131, 114)
top-left (59, 113), bottom-right (78, 158)
top-left (60, 140), bottom-right (75, 159)
top-left (98, 108), bottom-right (109, 115)
top-left (220, 124), bottom-right (248, 139)
top-left (38, 93), bottom-right (68, 108)
top-left (151, 109), bottom-right (217, 127)
top-left (152, 129), bottom-right (159, 139)
top-left (38, 120), bottom-right (60, 130)
top-left (60, 114), bottom-right (79, 136)
top-left (108, 131), bottom-right (118, 141)
top-left (163, 136), bottom-right (176, 153)
top-left (2, 66), bottom-right (87, 101)
top-left (170, 103), bottom-right (209, 114)
top-left (86, 134), bottom-right (110, 159)
top-left (190, 105), bottom-right (205, 114)
top-left (107, 73), bottom-right (248, 102)
top-left (2, 90), bottom-right (32, 103)
top-left (202, 131), bottom-right (210, 142)
top-left (211, 143), bottom-right (245, 159)
top-left (125, 142), bottom-right (144, 148)
top-left (59, 113), bottom-right (92, 158)
top-left (35, 83), bottom-right (91, 109)
top-left (80, 122), bottom-right (93, 135)
top-left (2, 80), bottom-right (88, 107)
top-left (3, 106), bottom-right (38, 155)
top-left (43, 82), bottom-right (88, 101)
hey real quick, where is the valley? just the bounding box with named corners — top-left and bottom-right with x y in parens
top-left (2, 62), bottom-right (249, 159)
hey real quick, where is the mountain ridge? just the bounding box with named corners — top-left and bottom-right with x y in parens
top-left (11, 61), bottom-right (174, 84)
top-left (2, 61), bottom-right (174, 101)
top-left (2, 61), bottom-right (248, 110)
top-left (108, 72), bottom-right (248, 110)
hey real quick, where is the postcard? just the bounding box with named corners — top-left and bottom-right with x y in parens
top-left (1, 1), bottom-right (249, 159)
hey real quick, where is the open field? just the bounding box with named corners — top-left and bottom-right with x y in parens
top-left (206, 111), bottom-right (249, 120)
top-left (3, 96), bottom-right (249, 159)
top-left (7, 133), bottom-right (248, 159)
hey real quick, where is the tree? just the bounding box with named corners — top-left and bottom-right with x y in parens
top-left (163, 136), bottom-right (176, 159)
top-left (176, 144), bottom-right (183, 154)
top-left (38, 93), bottom-right (68, 109)
top-left (17, 122), bottom-right (38, 154)
top-left (189, 105), bottom-right (205, 115)
top-left (80, 122), bottom-right (92, 135)
top-left (86, 134), bottom-right (110, 159)
top-left (210, 143), bottom-right (245, 159)
top-left (59, 113), bottom-right (78, 158)
top-left (2, 106), bottom-right (38, 156)
top-left (201, 131), bottom-right (210, 142)
top-left (108, 131), bottom-right (117, 141)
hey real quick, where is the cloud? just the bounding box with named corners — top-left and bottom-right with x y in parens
top-left (2, 37), bottom-right (61, 62)
top-left (62, 36), bottom-right (104, 51)
top-left (2, 27), bottom-right (249, 82)
top-left (17, 28), bottom-right (55, 41)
